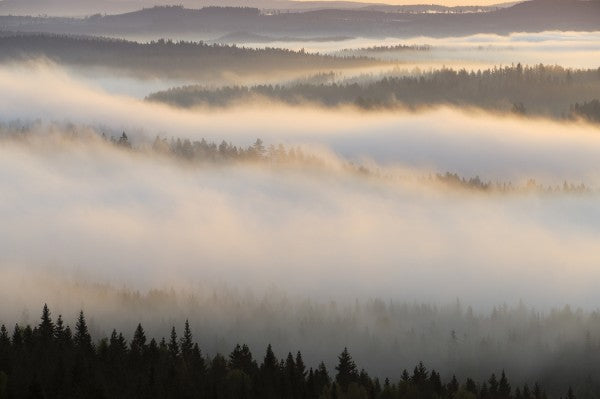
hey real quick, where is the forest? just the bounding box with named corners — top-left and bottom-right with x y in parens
top-left (0, 33), bottom-right (377, 79)
top-left (2, 125), bottom-right (590, 194)
top-left (147, 64), bottom-right (600, 120)
top-left (0, 305), bottom-right (574, 399)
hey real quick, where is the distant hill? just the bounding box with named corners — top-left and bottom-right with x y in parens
top-left (0, 0), bottom-right (521, 17)
top-left (212, 31), bottom-right (353, 44)
top-left (0, 32), bottom-right (379, 78)
top-left (0, 1), bottom-right (598, 39)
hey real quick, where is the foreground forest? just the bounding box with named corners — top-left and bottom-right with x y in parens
top-left (147, 64), bottom-right (600, 120)
top-left (0, 305), bottom-right (577, 399)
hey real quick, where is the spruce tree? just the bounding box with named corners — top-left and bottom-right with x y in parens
top-left (74, 310), bottom-right (93, 352)
top-left (11, 324), bottom-right (22, 349)
top-left (180, 319), bottom-right (193, 360)
top-left (168, 326), bottom-right (179, 357)
top-left (261, 344), bottom-right (278, 373)
top-left (38, 304), bottom-right (55, 343)
top-left (54, 315), bottom-right (64, 341)
top-left (499, 370), bottom-right (511, 398)
top-left (131, 323), bottom-right (147, 354)
top-left (335, 347), bottom-right (358, 392)
top-left (0, 325), bottom-right (8, 348)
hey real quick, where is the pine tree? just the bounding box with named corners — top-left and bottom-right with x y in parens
top-left (168, 326), bottom-right (179, 357)
top-left (429, 370), bottom-right (443, 395)
top-left (295, 351), bottom-right (307, 379)
top-left (130, 323), bottom-right (147, 366)
top-left (499, 370), bottom-right (511, 398)
top-left (295, 351), bottom-right (307, 398)
top-left (0, 325), bottom-right (9, 348)
top-left (412, 362), bottom-right (428, 386)
top-left (131, 324), bottom-right (147, 353)
top-left (284, 352), bottom-right (296, 397)
top-left (180, 319), bottom-right (193, 360)
top-left (74, 310), bottom-right (93, 352)
top-left (261, 344), bottom-right (278, 373)
top-left (38, 304), bottom-right (55, 343)
top-left (54, 315), bottom-right (64, 341)
top-left (0, 325), bottom-right (9, 372)
top-left (315, 361), bottom-right (330, 391)
top-left (335, 347), bottom-right (358, 392)
top-left (191, 343), bottom-right (206, 375)
top-left (11, 324), bottom-right (23, 349)
top-left (489, 373), bottom-right (499, 396)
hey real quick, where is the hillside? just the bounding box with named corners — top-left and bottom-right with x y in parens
top-left (0, 1), bottom-right (597, 39)
top-left (0, 32), bottom-right (379, 78)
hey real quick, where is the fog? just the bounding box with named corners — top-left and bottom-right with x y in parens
top-left (2, 63), bottom-right (600, 311)
top-left (2, 62), bottom-right (600, 183)
top-left (232, 31), bottom-right (600, 69)
top-left (2, 125), bottom-right (600, 384)
top-left (0, 60), bottom-right (599, 392)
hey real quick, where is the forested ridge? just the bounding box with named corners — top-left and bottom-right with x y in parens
top-left (0, 305), bottom-right (575, 399)
top-left (0, 33), bottom-right (377, 78)
top-left (0, 124), bottom-right (592, 194)
top-left (147, 64), bottom-right (600, 120)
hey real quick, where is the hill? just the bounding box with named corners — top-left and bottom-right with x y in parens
top-left (0, 1), bottom-right (598, 39)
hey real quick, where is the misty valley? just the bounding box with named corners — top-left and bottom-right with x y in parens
top-left (0, 0), bottom-right (599, 398)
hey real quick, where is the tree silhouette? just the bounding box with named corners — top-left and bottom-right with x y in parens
top-left (335, 347), bottom-right (358, 392)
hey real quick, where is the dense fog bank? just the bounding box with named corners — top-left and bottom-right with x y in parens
top-left (2, 63), bottom-right (600, 182)
top-left (1, 131), bottom-right (599, 309)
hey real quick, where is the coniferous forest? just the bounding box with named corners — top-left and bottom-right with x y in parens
top-left (0, 305), bottom-right (571, 399)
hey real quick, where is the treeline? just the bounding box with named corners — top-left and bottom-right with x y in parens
top-left (0, 33), bottom-right (377, 79)
top-left (147, 64), bottom-right (600, 119)
top-left (570, 100), bottom-right (600, 123)
top-left (0, 305), bottom-right (570, 399)
top-left (106, 132), bottom-right (590, 194)
top-left (112, 132), bottom-right (354, 172)
top-left (337, 44), bottom-right (432, 54)
top-left (1, 123), bottom-right (590, 194)
top-left (433, 172), bottom-right (589, 194)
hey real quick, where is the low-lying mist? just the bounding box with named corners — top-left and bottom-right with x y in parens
top-left (1, 59), bottom-right (600, 392)
top-left (1, 129), bottom-right (600, 390)
top-left (1, 129), bottom-right (599, 307)
top-left (1, 62), bottom-right (600, 182)
top-left (236, 31), bottom-right (600, 69)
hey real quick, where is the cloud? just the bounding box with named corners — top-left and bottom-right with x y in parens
top-left (1, 130), bottom-right (600, 311)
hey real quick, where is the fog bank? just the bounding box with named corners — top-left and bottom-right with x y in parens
top-left (2, 62), bottom-right (600, 183)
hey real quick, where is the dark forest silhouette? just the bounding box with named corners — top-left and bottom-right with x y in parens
top-left (0, 305), bottom-right (577, 399)
top-left (147, 64), bottom-right (600, 121)
top-left (0, 33), bottom-right (377, 79)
